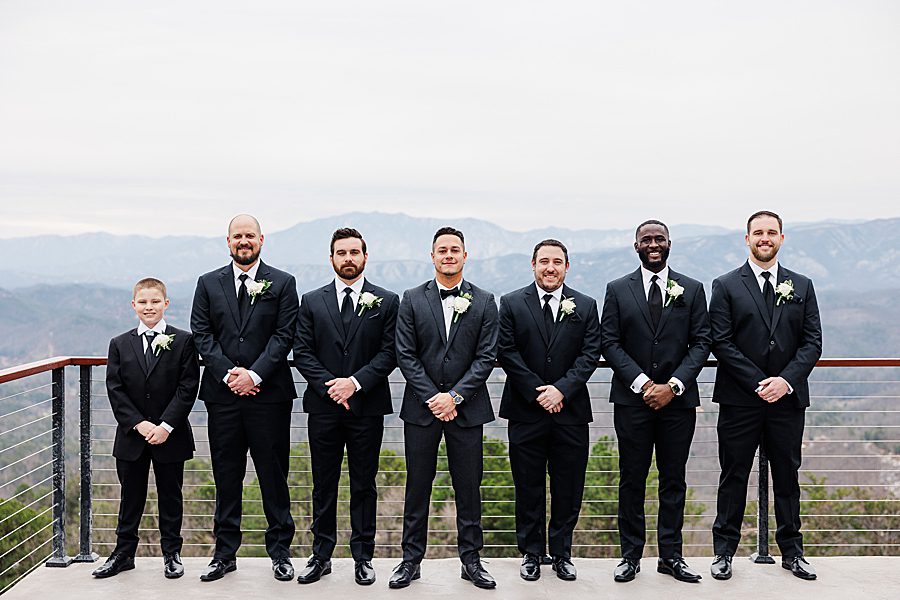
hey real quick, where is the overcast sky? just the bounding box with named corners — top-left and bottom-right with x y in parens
top-left (1, 1), bottom-right (898, 238)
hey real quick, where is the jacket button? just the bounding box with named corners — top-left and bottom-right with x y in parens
top-left (770, 340), bottom-right (775, 346)
top-left (652, 363), bottom-right (658, 369)
top-left (546, 357), bottom-right (552, 363)
top-left (239, 337), bottom-right (244, 342)
top-left (444, 357), bottom-right (450, 363)
top-left (344, 351), bottom-right (349, 356)
top-left (145, 394), bottom-right (150, 399)
top-left (654, 340), bottom-right (659, 345)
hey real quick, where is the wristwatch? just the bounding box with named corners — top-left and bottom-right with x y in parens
top-left (449, 390), bottom-right (464, 405)
top-left (668, 379), bottom-right (683, 395)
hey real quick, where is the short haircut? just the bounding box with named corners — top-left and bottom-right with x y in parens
top-left (227, 213), bottom-right (262, 236)
top-left (747, 210), bottom-right (783, 233)
top-left (532, 239), bottom-right (569, 263)
top-left (635, 219), bottom-right (669, 240)
top-left (432, 226), bottom-right (465, 248)
top-left (133, 277), bottom-right (167, 299)
top-left (330, 227), bottom-right (367, 255)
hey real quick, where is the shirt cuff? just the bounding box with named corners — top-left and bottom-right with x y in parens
top-left (160, 422), bottom-right (173, 433)
top-left (350, 376), bottom-right (362, 392)
top-left (670, 377), bottom-right (685, 396)
top-left (631, 373), bottom-right (650, 394)
top-left (248, 370), bottom-right (262, 386)
top-left (784, 378), bottom-right (794, 395)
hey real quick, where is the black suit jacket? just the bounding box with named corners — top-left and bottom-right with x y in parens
top-left (497, 284), bottom-right (601, 424)
top-left (294, 279), bottom-right (399, 416)
top-left (601, 268), bottom-right (711, 408)
top-left (106, 325), bottom-right (199, 463)
top-left (710, 262), bottom-right (822, 407)
top-left (191, 261), bottom-right (299, 404)
top-left (395, 279), bottom-right (498, 428)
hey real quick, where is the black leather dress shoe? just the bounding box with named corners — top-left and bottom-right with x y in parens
top-left (782, 556), bottom-right (817, 580)
top-left (613, 558), bottom-right (640, 582)
top-left (710, 554), bottom-right (733, 580)
top-left (355, 560), bottom-right (376, 585)
top-left (520, 554), bottom-right (541, 581)
top-left (552, 556), bottom-right (577, 581)
top-left (163, 553), bottom-right (184, 579)
top-left (461, 559), bottom-right (497, 589)
top-left (199, 558), bottom-right (236, 581)
top-left (92, 553), bottom-right (135, 578)
top-left (296, 556), bottom-right (331, 584)
top-left (273, 558), bottom-right (294, 581)
top-left (657, 557), bottom-right (702, 582)
top-left (388, 561), bottom-right (421, 589)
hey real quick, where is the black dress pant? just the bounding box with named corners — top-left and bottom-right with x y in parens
top-left (508, 419), bottom-right (588, 559)
top-left (614, 403), bottom-right (696, 560)
top-left (401, 419), bottom-right (484, 564)
top-left (114, 446), bottom-right (185, 557)
top-left (207, 400), bottom-right (295, 560)
top-left (307, 412), bottom-right (384, 561)
top-left (713, 401), bottom-right (805, 557)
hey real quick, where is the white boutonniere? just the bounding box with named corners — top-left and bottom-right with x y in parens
top-left (775, 279), bottom-right (794, 305)
top-left (357, 291), bottom-right (383, 316)
top-left (452, 292), bottom-right (474, 323)
top-left (559, 297), bottom-right (576, 321)
top-left (246, 279), bottom-right (272, 304)
top-left (151, 333), bottom-right (174, 356)
top-left (665, 279), bottom-right (685, 307)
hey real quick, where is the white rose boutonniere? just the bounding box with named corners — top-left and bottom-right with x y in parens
top-left (246, 279), bottom-right (272, 304)
top-left (452, 292), bottom-right (474, 323)
top-left (151, 333), bottom-right (174, 356)
top-left (665, 279), bottom-right (685, 307)
top-left (559, 296), bottom-right (576, 321)
top-left (357, 291), bottom-right (383, 316)
top-left (775, 279), bottom-right (794, 305)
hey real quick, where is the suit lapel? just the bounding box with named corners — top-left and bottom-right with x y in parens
top-left (321, 282), bottom-right (343, 338)
top-left (146, 325), bottom-right (173, 377)
top-left (446, 280), bottom-right (474, 350)
top-left (740, 262), bottom-right (772, 330)
top-left (547, 285), bottom-right (569, 349)
top-left (425, 280), bottom-right (448, 345)
top-left (344, 280), bottom-right (371, 346)
top-left (655, 271), bottom-right (676, 334)
top-left (627, 268), bottom-right (655, 332)
top-left (240, 261), bottom-right (269, 333)
top-left (128, 329), bottom-right (149, 377)
top-left (524, 285), bottom-right (549, 347)
top-left (218, 265), bottom-right (242, 330)
top-left (770, 265), bottom-right (789, 333)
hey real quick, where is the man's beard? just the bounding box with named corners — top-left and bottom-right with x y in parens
top-left (750, 243), bottom-right (779, 263)
top-left (334, 261), bottom-right (365, 279)
top-left (638, 246), bottom-right (670, 270)
top-left (231, 247), bottom-right (261, 266)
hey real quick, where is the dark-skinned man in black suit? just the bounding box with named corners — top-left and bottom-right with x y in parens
top-left (390, 226), bottom-right (499, 590)
top-left (93, 278), bottom-right (199, 580)
top-left (710, 211), bottom-right (822, 581)
top-left (294, 227), bottom-right (399, 586)
top-left (601, 220), bottom-right (711, 584)
top-left (497, 239), bottom-right (601, 582)
top-left (190, 214), bottom-right (299, 583)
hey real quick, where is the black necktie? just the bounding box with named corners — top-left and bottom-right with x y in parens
top-left (143, 331), bottom-right (156, 369)
top-left (340, 287), bottom-right (354, 334)
top-left (238, 273), bottom-right (250, 322)
top-left (648, 275), bottom-right (662, 329)
top-left (762, 271), bottom-right (775, 319)
top-left (542, 293), bottom-right (556, 338)
top-left (440, 287), bottom-right (460, 300)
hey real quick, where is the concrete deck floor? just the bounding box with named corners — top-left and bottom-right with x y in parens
top-left (5, 557), bottom-right (899, 600)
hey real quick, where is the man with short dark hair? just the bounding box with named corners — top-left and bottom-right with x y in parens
top-left (497, 239), bottom-right (601, 582)
top-left (601, 220), bottom-right (711, 584)
top-left (294, 227), bottom-right (399, 586)
top-left (390, 227), bottom-right (499, 589)
top-left (190, 214), bottom-right (299, 583)
top-left (709, 211), bottom-right (822, 581)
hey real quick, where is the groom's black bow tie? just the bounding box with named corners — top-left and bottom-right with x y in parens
top-left (440, 287), bottom-right (460, 300)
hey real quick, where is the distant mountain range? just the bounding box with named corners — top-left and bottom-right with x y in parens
top-left (1, 213), bottom-right (898, 365)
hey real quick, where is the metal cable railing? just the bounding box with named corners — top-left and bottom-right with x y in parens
top-left (1, 357), bottom-right (898, 578)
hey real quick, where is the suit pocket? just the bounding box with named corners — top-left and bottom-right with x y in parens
top-left (367, 311), bottom-right (381, 320)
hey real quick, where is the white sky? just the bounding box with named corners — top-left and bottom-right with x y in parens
top-left (1, 0), bottom-right (898, 237)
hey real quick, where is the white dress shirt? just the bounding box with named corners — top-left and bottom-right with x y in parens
top-left (535, 282), bottom-right (563, 320)
top-left (630, 265), bottom-right (684, 395)
top-left (334, 277), bottom-right (365, 392)
top-left (228, 261), bottom-right (262, 386)
top-left (136, 319), bottom-right (173, 433)
top-left (437, 278), bottom-right (464, 339)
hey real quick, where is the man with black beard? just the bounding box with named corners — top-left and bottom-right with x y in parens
top-left (709, 211), bottom-right (822, 581)
top-left (191, 214), bottom-right (299, 582)
top-left (293, 228), bottom-right (399, 586)
top-left (600, 220), bottom-right (711, 584)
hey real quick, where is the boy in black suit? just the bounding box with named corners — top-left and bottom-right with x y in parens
top-left (93, 278), bottom-right (199, 579)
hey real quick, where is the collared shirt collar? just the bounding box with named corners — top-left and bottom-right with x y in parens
top-left (747, 259), bottom-right (779, 290)
top-left (336, 276), bottom-right (365, 296)
top-left (640, 265), bottom-right (669, 289)
top-left (534, 281), bottom-right (563, 303)
top-left (232, 261), bottom-right (260, 282)
top-left (137, 319), bottom-right (167, 336)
